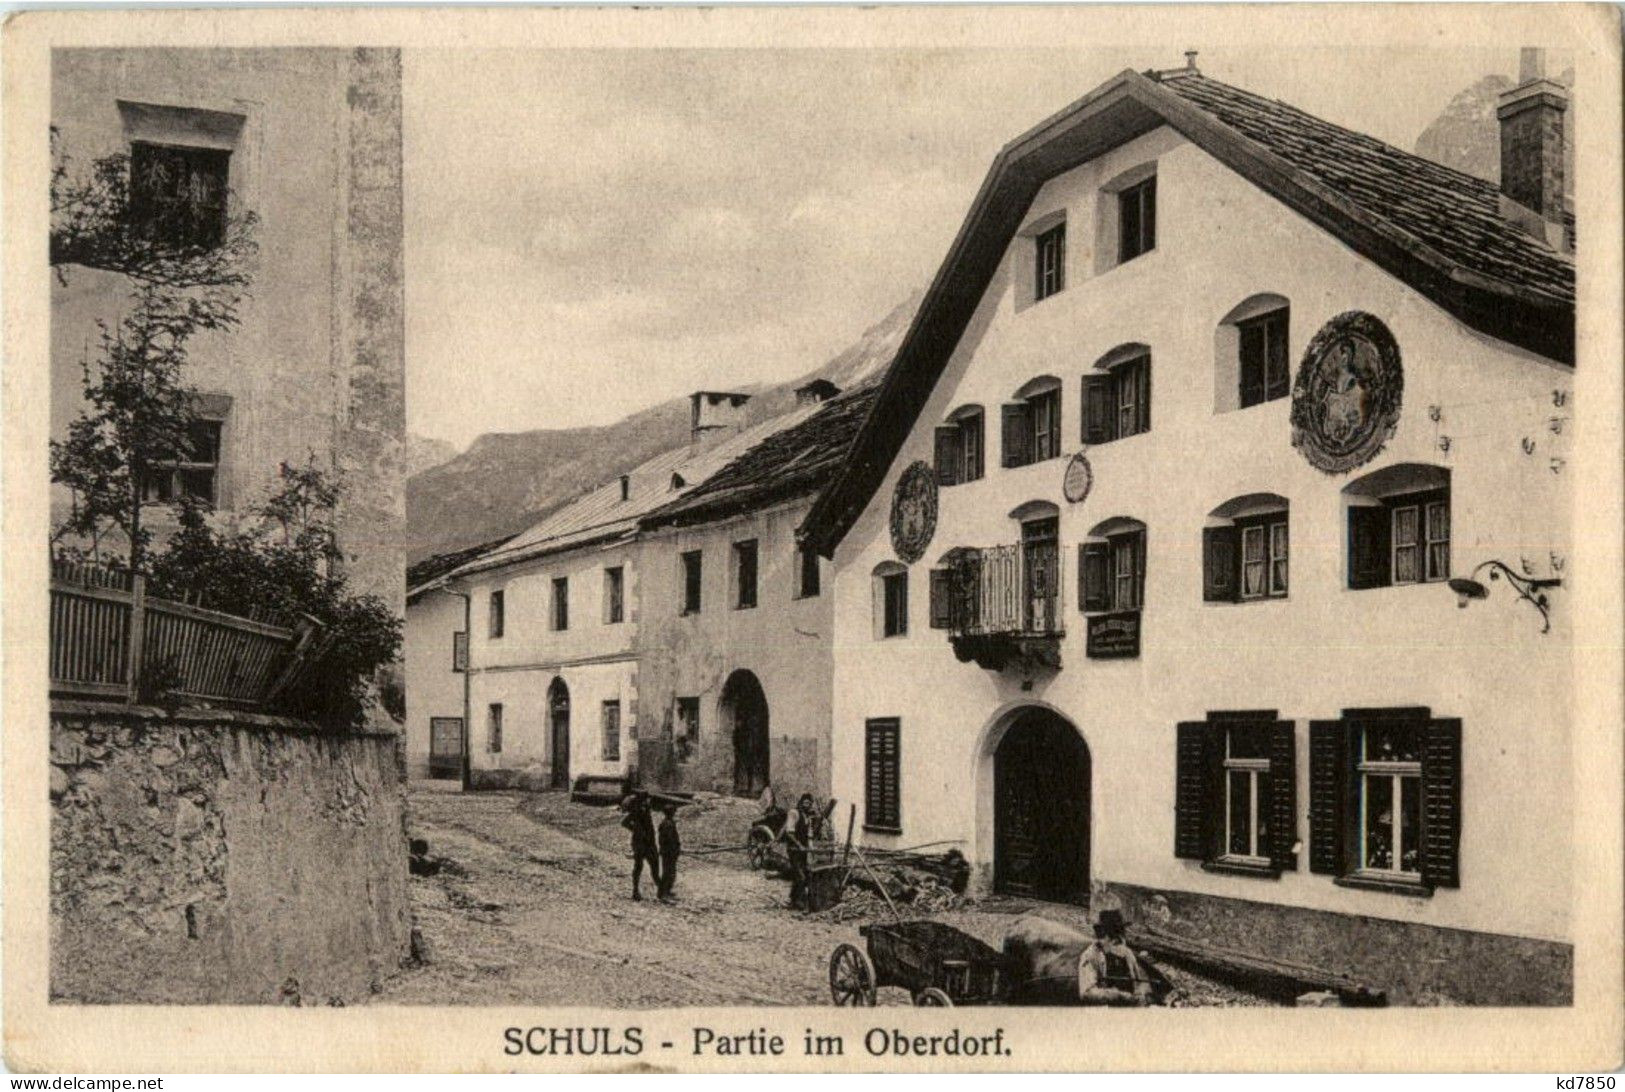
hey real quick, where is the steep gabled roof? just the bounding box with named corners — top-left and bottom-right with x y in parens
top-left (640, 384), bottom-right (880, 531)
top-left (800, 67), bottom-right (1575, 557)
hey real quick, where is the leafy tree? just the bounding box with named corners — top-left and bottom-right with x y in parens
top-left (148, 462), bottom-right (402, 729)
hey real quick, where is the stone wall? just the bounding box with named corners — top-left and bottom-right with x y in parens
top-left (1106, 882), bottom-right (1573, 1006)
top-left (50, 703), bottom-right (413, 1004)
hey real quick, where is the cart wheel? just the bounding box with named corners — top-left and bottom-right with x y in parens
top-left (829, 943), bottom-right (877, 1007)
top-left (913, 987), bottom-right (954, 1007)
top-left (747, 830), bottom-right (771, 870)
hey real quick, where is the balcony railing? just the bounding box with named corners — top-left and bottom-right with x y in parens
top-left (945, 543), bottom-right (1063, 671)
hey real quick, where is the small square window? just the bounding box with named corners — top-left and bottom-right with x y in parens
top-left (128, 141), bottom-right (231, 249)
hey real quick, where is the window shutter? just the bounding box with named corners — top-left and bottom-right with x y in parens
top-left (1133, 529), bottom-right (1147, 609)
top-left (865, 718), bottom-right (901, 831)
top-left (1174, 722), bottom-right (1219, 860)
top-left (928, 568), bottom-right (953, 629)
top-left (1080, 542), bottom-right (1110, 612)
top-left (1202, 526), bottom-right (1239, 602)
top-left (1001, 403), bottom-right (1032, 467)
top-left (967, 413), bottom-right (985, 481)
top-left (1348, 504), bottom-right (1392, 589)
top-left (1268, 720), bottom-right (1298, 871)
top-left (452, 631), bottom-right (469, 672)
top-left (1082, 375), bottom-right (1113, 445)
top-left (1308, 720), bottom-right (1349, 874)
top-left (1420, 718), bottom-right (1462, 888)
top-left (1239, 321), bottom-right (1265, 407)
top-left (934, 425), bottom-right (961, 486)
top-left (1136, 357), bottom-right (1152, 434)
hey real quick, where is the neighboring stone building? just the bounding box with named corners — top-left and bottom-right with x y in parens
top-left (405, 384), bottom-right (877, 802)
top-left (635, 383), bottom-right (874, 802)
top-left (49, 48), bottom-right (410, 1004)
top-left (424, 394), bottom-right (820, 791)
top-left (801, 58), bottom-right (1573, 1004)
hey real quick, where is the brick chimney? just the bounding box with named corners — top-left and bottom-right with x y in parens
top-left (1497, 47), bottom-right (1568, 249)
top-left (689, 390), bottom-right (751, 449)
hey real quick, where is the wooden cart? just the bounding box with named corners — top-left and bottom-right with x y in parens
top-left (828, 920), bottom-right (1010, 1007)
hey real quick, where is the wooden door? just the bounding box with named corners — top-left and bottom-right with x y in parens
top-left (1021, 517), bottom-right (1059, 632)
top-left (549, 682), bottom-right (571, 790)
top-left (994, 711), bottom-right (1090, 903)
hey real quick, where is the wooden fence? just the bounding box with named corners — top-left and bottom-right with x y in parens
top-left (49, 557), bottom-right (317, 709)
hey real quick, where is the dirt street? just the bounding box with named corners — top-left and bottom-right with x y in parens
top-left (372, 786), bottom-right (1270, 1008)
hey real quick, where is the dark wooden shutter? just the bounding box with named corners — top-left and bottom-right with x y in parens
top-left (1174, 722), bottom-right (1219, 860)
top-left (1268, 720), bottom-right (1298, 872)
top-left (1083, 375), bottom-right (1113, 445)
top-left (1420, 718), bottom-right (1462, 888)
top-left (1136, 356), bottom-right (1152, 434)
top-left (928, 569), bottom-right (952, 629)
top-left (1202, 526), bottom-right (1239, 602)
top-left (1133, 529), bottom-right (1147, 608)
top-left (934, 425), bottom-right (961, 486)
top-left (1080, 542), bottom-right (1110, 612)
top-left (1239, 320), bottom-right (1265, 407)
top-left (1001, 403), bottom-right (1031, 468)
top-left (1308, 720), bottom-right (1349, 874)
top-left (967, 413), bottom-right (985, 481)
top-left (1348, 504), bottom-right (1392, 589)
top-left (865, 718), bottom-right (901, 831)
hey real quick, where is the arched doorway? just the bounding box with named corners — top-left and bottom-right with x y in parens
top-left (720, 669), bottom-right (770, 798)
top-left (547, 677), bottom-right (571, 791)
top-left (993, 707), bottom-right (1090, 903)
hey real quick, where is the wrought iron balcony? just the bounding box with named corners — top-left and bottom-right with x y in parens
top-left (943, 543), bottom-right (1064, 672)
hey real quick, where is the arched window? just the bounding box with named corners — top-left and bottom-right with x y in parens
top-left (929, 547), bottom-right (981, 632)
top-left (1083, 343), bottom-right (1151, 445)
top-left (1079, 517), bottom-right (1147, 613)
top-left (1216, 294), bottom-right (1291, 413)
top-left (872, 561), bottom-right (909, 639)
top-left (1343, 464), bottom-right (1451, 589)
top-left (1002, 377), bottom-right (1062, 469)
top-left (934, 404), bottom-right (985, 486)
top-left (1204, 493), bottom-right (1289, 602)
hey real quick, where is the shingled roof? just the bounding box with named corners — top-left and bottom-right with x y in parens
top-left (1158, 72), bottom-right (1573, 305)
top-left (801, 65), bottom-right (1576, 557)
top-left (641, 384), bottom-right (880, 531)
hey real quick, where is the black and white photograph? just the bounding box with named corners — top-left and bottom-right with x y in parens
top-left (5, 3), bottom-right (1622, 1077)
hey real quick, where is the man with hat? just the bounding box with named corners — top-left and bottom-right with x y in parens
top-left (1076, 909), bottom-right (1156, 1006)
top-left (619, 792), bottom-right (661, 902)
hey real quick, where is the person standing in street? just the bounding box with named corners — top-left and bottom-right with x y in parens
top-left (656, 801), bottom-right (681, 902)
top-left (620, 793), bottom-right (660, 901)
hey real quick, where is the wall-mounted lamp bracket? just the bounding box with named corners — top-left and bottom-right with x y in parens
top-left (1447, 560), bottom-right (1562, 634)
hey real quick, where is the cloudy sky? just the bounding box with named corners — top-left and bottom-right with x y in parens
top-left (404, 45), bottom-right (1521, 449)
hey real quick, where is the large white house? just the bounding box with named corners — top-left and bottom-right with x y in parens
top-left (801, 56), bottom-right (1573, 1004)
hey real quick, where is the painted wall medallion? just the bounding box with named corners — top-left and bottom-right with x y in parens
top-left (1290, 310), bottom-right (1404, 474)
top-left (889, 461), bottom-right (938, 564)
top-left (1062, 451), bottom-right (1093, 504)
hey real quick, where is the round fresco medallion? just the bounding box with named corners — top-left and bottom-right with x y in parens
top-left (1062, 451), bottom-right (1094, 504)
top-left (889, 461), bottom-right (938, 564)
top-left (1290, 311), bottom-right (1405, 474)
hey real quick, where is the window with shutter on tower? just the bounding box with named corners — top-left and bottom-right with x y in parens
top-left (1308, 709), bottom-right (1460, 894)
top-left (864, 718), bottom-right (902, 833)
top-left (1174, 713), bottom-right (1296, 875)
